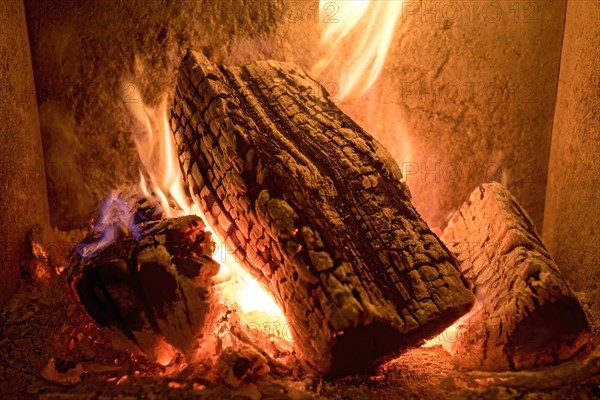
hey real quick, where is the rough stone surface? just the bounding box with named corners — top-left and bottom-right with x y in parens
top-left (320, 0), bottom-right (567, 230)
top-left (25, 1), bottom-right (567, 232)
top-left (0, 0), bottom-right (50, 307)
top-left (24, 0), bottom-right (322, 229)
top-left (543, 0), bottom-right (600, 324)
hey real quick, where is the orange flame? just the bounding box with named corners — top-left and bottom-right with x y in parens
top-left (123, 84), bottom-right (288, 344)
top-left (312, 0), bottom-right (403, 101)
top-left (123, 85), bottom-right (190, 217)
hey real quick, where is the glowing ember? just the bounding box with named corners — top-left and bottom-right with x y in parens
top-left (422, 302), bottom-right (482, 351)
top-left (312, 0), bottom-right (403, 101)
top-left (216, 268), bottom-right (283, 318)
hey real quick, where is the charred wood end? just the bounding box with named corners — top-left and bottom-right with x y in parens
top-left (441, 182), bottom-right (591, 371)
top-left (69, 210), bottom-right (219, 363)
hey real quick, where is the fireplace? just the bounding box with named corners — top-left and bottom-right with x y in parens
top-left (1, 0), bottom-right (599, 398)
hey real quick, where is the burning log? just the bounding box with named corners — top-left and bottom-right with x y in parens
top-left (441, 182), bottom-right (591, 371)
top-left (170, 50), bottom-right (475, 375)
top-left (69, 191), bottom-right (219, 364)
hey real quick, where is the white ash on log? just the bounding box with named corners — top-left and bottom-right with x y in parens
top-left (216, 345), bottom-right (270, 388)
top-left (170, 50), bottom-right (475, 375)
top-left (441, 182), bottom-right (591, 371)
top-left (68, 191), bottom-right (219, 364)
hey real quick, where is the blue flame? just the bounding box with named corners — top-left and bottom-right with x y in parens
top-left (75, 191), bottom-right (142, 258)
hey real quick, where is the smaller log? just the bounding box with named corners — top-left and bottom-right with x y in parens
top-left (441, 182), bottom-right (591, 371)
top-left (68, 191), bottom-right (219, 364)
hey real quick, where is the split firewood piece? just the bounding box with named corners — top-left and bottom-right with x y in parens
top-left (441, 182), bottom-right (591, 371)
top-left (170, 50), bottom-right (475, 375)
top-left (69, 191), bottom-right (219, 364)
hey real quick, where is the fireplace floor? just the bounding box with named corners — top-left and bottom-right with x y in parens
top-left (0, 227), bottom-right (598, 400)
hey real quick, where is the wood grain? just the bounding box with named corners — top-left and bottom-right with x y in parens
top-left (441, 182), bottom-right (591, 371)
top-left (171, 51), bottom-right (474, 375)
top-left (69, 195), bottom-right (219, 363)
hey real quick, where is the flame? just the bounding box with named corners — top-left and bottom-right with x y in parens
top-left (215, 262), bottom-right (284, 317)
top-left (124, 84), bottom-right (190, 217)
top-left (75, 190), bottom-right (142, 258)
top-left (200, 224), bottom-right (285, 321)
top-left (123, 84), bottom-right (289, 344)
top-left (422, 302), bottom-right (483, 351)
top-left (312, 0), bottom-right (403, 101)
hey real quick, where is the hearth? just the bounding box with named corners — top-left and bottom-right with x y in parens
top-left (1, 1), bottom-right (599, 399)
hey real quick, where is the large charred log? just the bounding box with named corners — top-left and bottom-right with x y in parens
top-left (170, 50), bottom-right (475, 375)
top-left (441, 182), bottom-right (591, 371)
top-left (68, 192), bottom-right (219, 364)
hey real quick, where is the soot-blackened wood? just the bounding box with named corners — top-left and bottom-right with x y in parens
top-left (171, 50), bottom-right (475, 375)
top-left (69, 196), bottom-right (219, 364)
top-left (441, 182), bottom-right (591, 371)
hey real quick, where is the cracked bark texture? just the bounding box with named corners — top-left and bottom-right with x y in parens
top-left (171, 51), bottom-right (474, 375)
top-left (441, 183), bottom-right (591, 371)
top-left (69, 209), bottom-right (219, 364)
